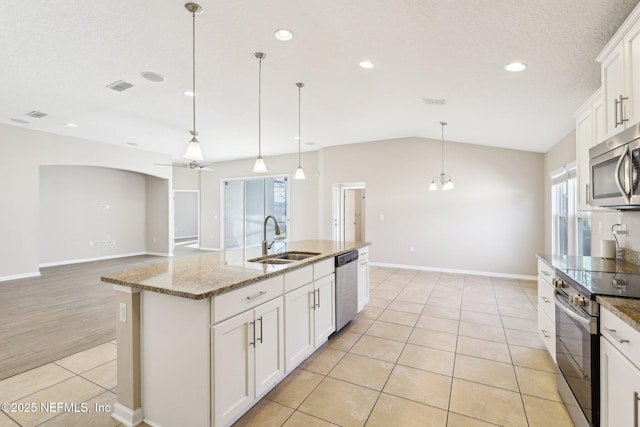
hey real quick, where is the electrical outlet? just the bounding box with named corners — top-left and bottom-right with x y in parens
top-left (119, 303), bottom-right (127, 323)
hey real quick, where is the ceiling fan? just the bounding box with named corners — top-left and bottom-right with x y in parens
top-left (155, 160), bottom-right (214, 171)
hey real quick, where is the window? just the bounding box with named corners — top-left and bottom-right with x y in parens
top-left (551, 165), bottom-right (591, 256)
top-left (224, 176), bottom-right (288, 252)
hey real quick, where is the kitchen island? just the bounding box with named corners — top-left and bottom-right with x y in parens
top-left (101, 240), bottom-right (370, 427)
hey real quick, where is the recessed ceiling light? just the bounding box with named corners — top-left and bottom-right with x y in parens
top-left (141, 71), bottom-right (165, 82)
top-left (294, 136), bottom-right (300, 140)
top-left (305, 142), bottom-right (316, 146)
top-left (65, 123), bottom-right (78, 127)
top-left (274, 29), bottom-right (293, 41)
top-left (10, 118), bottom-right (29, 124)
top-left (505, 62), bottom-right (527, 72)
top-left (183, 91), bottom-right (195, 97)
top-left (359, 60), bottom-right (374, 69)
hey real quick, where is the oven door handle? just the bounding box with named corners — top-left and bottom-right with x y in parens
top-left (554, 291), bottom-right (591, 330)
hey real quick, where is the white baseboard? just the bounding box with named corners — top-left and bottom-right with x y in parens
top-left (196, 246), bottom-right (222, 252)
top-left (111, 402), bottom-right (144, 427)
top-left (145, 251), bottom-right (171, 257)
top-left (0, 271), bottom-right (41, 282)
top-left (39, 252), bottom-right (148, 268)
top-left (369, 262), bottom-right (536, 281)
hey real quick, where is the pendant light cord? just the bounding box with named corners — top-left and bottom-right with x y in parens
top-left (441, 123), bottom-right (444, 174)
top-left (298, 83), bottom-right (302, 166)
top-left (192, 8), bottom-right (197, 136)
top-left (258, 55), bottom-right (262, 157)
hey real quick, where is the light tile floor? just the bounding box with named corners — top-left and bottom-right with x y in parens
top-left (0, 267), bottom-right (575, 426)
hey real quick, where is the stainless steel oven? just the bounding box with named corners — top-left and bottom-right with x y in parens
top-left (590, 123), bottom-right (640, 209)
top-left (554, 275), bottom-right (599, 427)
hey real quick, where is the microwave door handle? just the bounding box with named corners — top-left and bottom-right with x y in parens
top-left (615, 147), bottom-right (631, 203)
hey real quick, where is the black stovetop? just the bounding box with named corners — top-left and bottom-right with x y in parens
top-left (558, 268), bottom-right (640, 300)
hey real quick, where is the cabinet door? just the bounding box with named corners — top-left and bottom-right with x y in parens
top-left (284, 283), bottom-right (314, 372)
top-left (254, 297), bottom-right (285, 397)
top-left (357, 258), bottom-right (369, 312)
top-left (624, 17), bottom-right (640, 127)
top-left (576, 108), bottom-right (594, 211)
top-left (213, 310), bottom-right (255, 427)
top-left (600, 337), bottom-right (640, 427)
top-left (602, 42), bottom-right (626, 139)
top-left (314, 274), bottom-right (336, 347)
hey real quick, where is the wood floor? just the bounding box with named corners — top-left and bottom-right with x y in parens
top-left (0, 247), bottom-right (201, 381)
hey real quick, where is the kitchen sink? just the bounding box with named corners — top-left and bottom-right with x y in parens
top-left (248, 251), bottom-right (321, 264)
top-left (273, 251), bottom-right (320, 261)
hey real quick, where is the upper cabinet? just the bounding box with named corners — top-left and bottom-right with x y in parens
top-left (575, 89), bottom-right (604, 211)
top-left (597, 6), bottom-right (640, 140)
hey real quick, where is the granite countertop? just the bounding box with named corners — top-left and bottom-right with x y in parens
top-left (597, 296), bottom-right (640, 332)
top-left (101, 240), bottom-right (370, 300)
top-left (538, 254), bottom-right (640, 332)
top-left (537, 254), bottom-right (640, 274)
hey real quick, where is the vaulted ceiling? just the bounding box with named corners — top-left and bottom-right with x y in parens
top-left (1, 0), bottom-right (638, 161)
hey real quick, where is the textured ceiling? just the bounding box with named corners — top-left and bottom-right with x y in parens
top-left (0, 0), bottom-right (638, 161)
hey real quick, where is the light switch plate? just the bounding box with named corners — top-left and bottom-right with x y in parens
top-left (119, 303), bottom-right (127, 323)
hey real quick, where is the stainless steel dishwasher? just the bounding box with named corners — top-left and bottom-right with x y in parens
top-left (334, 250), bottom-right (359, 332)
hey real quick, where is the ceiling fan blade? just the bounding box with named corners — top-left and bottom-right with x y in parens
top-left (154, 163), bottom-right (175, 167)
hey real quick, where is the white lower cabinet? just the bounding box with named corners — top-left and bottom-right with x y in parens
top-left (212, 296), bottom-right (284, 427)
top-left (357, 247), bottom-right (369, 312)
top-left (600, 335), bottom-right (640, 427)
top-left (313, 273), bottom-right (336, 346)
top-left (537, 259), bottom-right (556, 361)
top-left (283, 272), bottom-right (336, 373)
top-left (600, 305), bottom-right (640, 427)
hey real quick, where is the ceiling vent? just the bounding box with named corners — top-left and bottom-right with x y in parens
top-left (422, 98), bottom-right (447, 105)
top-left (25, 110), bottom-right (47, 118)
top-left (106, 80), bottom-right (134, 92)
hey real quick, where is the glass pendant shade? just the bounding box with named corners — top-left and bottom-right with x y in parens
top-left (184, 136), bottom-right (203, 160)
top-left (429, 122), bottom-right (455, 191)
top-left (253, 157), bottom-right (268, 173)
top-left (294, 166), bottom-right (306, 180)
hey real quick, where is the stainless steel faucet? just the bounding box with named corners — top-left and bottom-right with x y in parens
top-left (262, 215), bottom-right (282, 256)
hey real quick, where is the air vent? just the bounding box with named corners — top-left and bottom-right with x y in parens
top-left (422, 98), bottom-right (446, 105)
top-left (106, 80), bottom-right (134, 92)
top-left (26, 110), bottom-right (47, 118)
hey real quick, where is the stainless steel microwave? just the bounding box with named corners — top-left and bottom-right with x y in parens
top-left (589, 123), bottom-right (640, 209)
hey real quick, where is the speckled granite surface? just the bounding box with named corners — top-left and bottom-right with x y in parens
top-left (597, 296), bottom-right (640, 332)
top-left (537, 254), bottom-right (640, 274)
top-left (101, 240), bottom-right (369, 300)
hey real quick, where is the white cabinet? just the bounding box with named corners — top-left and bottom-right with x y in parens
top-left (575, 89), bottom-right (604, 211)
top-left (212, 296), bottom-right (284, 427)
top-left (598, 6), bottom-right (640, 139)
top-left (600, 306), bottom-right (640, 427)
top-left (357, 247), bottom-right (369, 312)
top-left (283, 261), bottom-right (335, 373)
top-left (313, 273), bottom-right (335, 346)
top-left (537, 259), bottom-right (556, 361)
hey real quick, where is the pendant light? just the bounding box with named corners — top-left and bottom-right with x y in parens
top-left (183, 3), bottom-right (204, 161)
top-left (429, 121), bottom-right (455, 191)
top-left (294, 82), bottom-right (306, 180)
top-left (253, 52), bottom-right (268, 173)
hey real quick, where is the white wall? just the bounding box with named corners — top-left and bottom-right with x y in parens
top-left (39, 166), bottom-right (147, 265)
top-left (174, 191), bottom-right (199, 239)
top-left (320, 137), bottom-right (544, 276)
top-left (0, 123), bottom-right (172, 280)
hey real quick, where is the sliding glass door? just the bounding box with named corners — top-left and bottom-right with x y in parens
top-left (224, 177), bottom-right (288, 252)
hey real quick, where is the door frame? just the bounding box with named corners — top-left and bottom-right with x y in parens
top-left (332, 182), bottom-right (366, 242)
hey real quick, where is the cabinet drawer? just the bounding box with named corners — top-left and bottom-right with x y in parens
top-left (284, 265), bottom-right (313, 293)
top-left (601, 306), bottom-right (640, 369)
top-left (314, 259), bottom-right (334, 280)
top-left (358, 247), bottom-right (369, 259)
top-left (213, 276), bottom-right (284, 324)
top-left (538, 276), bottom-right (555, 323)
top-left (538, 308), bottom-right (556, 361)
top-left (537, 260), bottom-right (554, 286)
